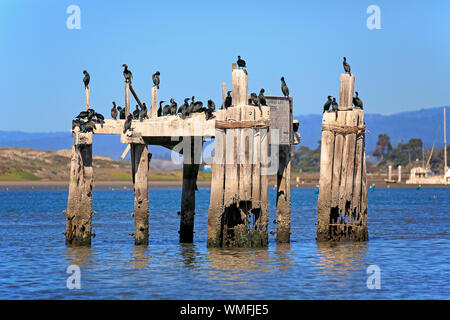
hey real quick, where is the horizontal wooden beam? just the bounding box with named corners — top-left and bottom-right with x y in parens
top-left (215, 120), bottom-right (270, 129)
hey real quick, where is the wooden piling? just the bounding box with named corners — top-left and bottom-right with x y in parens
top-left (125, 82), bottom-right (130, 117)
top-left (222, 82), bottom-right (227, 109)
top-left (131, 143), bottom-right (149, 245)
top-left (85, 86), bottom-right (90, 110)
top-left (339, 74), bottom-right (355, 111)
top-left (179, 137), bottom-right (202, 243)
top-left (66, 132), bottom-right (93, 246)
top-left (151, 86), bottom-right (158, 118)
top-left (276, 144), bottom-right (291, 243)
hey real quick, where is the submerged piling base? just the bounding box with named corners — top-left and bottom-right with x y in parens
top-left (131, 143), bottom-right (149, 245)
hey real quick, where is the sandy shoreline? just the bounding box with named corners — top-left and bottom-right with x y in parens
top-left (0, 179), bottom-right (448, 190)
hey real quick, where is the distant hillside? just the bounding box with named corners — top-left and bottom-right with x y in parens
top-left (0, 107), bottom-right (447, 158)
top-left (295, 106), bottom-right (448, 152)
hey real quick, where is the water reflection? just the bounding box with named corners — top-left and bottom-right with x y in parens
top-left (274, 243), bottom-right (292, 272)
top-left (179, 243), bottom-right (198, 268)
top-left (64, 246), bottom-right (93, 267)
top-left (129, 246), bottom-right (152, 270)
top-left (315, 242), bottom-right (368, 275)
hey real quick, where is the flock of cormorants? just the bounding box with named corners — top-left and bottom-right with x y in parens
top-left (74, 56), bottom-right (362, 134)
top-left (322, 57), bottom-right (364, 119)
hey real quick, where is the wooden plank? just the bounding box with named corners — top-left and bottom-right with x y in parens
top-left (121, 132), bottom-right (145, 144)
top-left (207, 110), bottom-right (226, 247)
top-left (317, 111), bottom-right (336, 239)
top-left (224, 107), bottom-right (241, 207)
top-left (131, 144), bottom-right (149, 245)
top-left (339, 74), bottom-right (355, 111)
top-left (231, 69), bottom-right (248, 107)
top-left (66, 132), bottom-right (93, 246)
top-left (239, 106), bottom-right (254, 201)
top-left (352, 110), bottom-right (365, 215)
top-left (151, 86), bottom-right (158, 118)
top-left (339, 111), bottom-right (358, 212)
top-left (215, 120), bottom-right (270, 129)
top-left (121, 144), bottom-right (131, 160)
top-left (330, 111), bottom-right (347, 209)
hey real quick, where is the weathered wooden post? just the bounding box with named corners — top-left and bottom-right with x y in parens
top-left (151, 85), bottom-right (158, 118)
top-left (398, 165), bottom-right (402, 183)
top-left (317, 73), bottom-right (368, 241)
top-left (125, 82), bottom-right (130, 117)
top-left (66, 132), bottom-right (94, 246)
top-left (388, 165), bottom-right (392, 182)
top-left (179, 137), bottom-right (202, 243)
top-left (122, 132), bottom-right (149, 245)
top-left (207, 65), bottom-right (269, 248)
top-left (85, 86), bottom-right (90, 110)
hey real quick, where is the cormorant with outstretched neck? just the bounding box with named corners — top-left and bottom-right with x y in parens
top-left (152, 71), bottom-right (160, 89)
top-left (132, 105), bottom-right (140, 120)
top-left (258, 89), bottom-right (267, 106)
top-left (111, 102), bottom-right (118, 120)
top-left (123, 114), bottom-right (133, 134)
top-left (83, 70), bottom-right (90, 88)
top-left (343, 57), bottom-right (351, 75)
top-left (169, 98), bottom-right (178, 115)
top-left (224, 91), bottom-right (232, 109)
top-left (281, 77), bottom-right (289, 98)
top-left (323, 96), bottom-right (332, 113)
top-left (192, 97), bottom-right (203, 113)
top-left (158, 101), bottom-right (164, 117)
top-left (353, 91), bottom-right (363, 109)
top-left (139, 103), bottom-right (148, 121)
top-left (237, 56), bottom-right (246, 69)
top-left (206, 99), bottom-right (215, 120)
top-left (122, 64), bottom-right (133, 83)
top-left (331, 97), bottom-right (338, 119)
top-left (76, 108), bottom-right (95, 120)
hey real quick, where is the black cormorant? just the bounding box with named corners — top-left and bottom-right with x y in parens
top-left (323, 96), bottom-right (332, 113)
top-left (258, 89), bottom-right (267, 106)
top-left (83, 70), bottom-right (90, 88)
top-left (94, 112), bottom-right (104, 128)
top-left (281, 77), bottom-right (289, 98)
top-left (206, 99), bottom-right (215, 120)
top-left (224, 91), bottom-right (232, 109)
top-left (179, 98), bottom-right (190, 118)
top-left (139, 103), bottom-right (148, 122)
top-left (353, 91), bottom-right (363, 109)
top-left (250, 93), bottom-right (259, 106)
top-left (331, 97), bottom-right (338, 119)
top-left (162, 101), bottom-right (171, 116)
top-left (169, 98), bottom-right (178, 115)
top-left (237, 56), bottom-right (246, 69)
top-left (111, 101), bottom-right (118, 120)
top-left (152, 71), bottom-right (160, 89)
top-left (343, 57), bottom-right (351, 75)
top-left (123, 114), bottom-right (133, 134)
top-left (158, 101), bottom-right (164, 117)
top-left (122, 64), bottom-right (133, 83)
top-left (132, 105), bottom-right (140, 120)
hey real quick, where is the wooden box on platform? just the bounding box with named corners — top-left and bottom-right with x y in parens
top-left (317, 109), bottom-right (368, 241)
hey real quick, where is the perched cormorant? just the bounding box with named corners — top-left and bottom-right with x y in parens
top-left (94, 112), bottom-right (104, 128)
top-left (281, 77), bottom-right (289, 98)
top-left (83, 118), bottom-right (96, 133)
top-left (162, 101), bottom-right (172, 116)
top-left (353, 91), bottom-right (363, 109)
top-left (237, 56), bottom-right (246, 69)
top-left (169, 98), bottom-right (178, 115)
top-left (123, 114), bottom-right (133, 134)
top-left (206, 99), bottom-right (215, 120)
top-left (343, 57), bottom-right (351, 75)
top-left (83, 70), bottom-right (90, 88)
top-left (250, 93), bottom-right (259, 106)
top-left (258, 89), bottom-right (267, 106)
top-left (158, 101), bottom-right (164, 117)
top-left (224, 91), bottom-right (232, 109)
top-left (152, 71), bottom-right (160, 89)
top-left (122, 64), bottom-right (133, 83)
top-left (192, 97), bottom-right (203, 113)
top-left (323, 96), bottom-right (332, 113)
top-left (331, 97), bottom-right (338, 119)
top-left (111, 101), bottom-right (118, 120)
top-left (139, 103), bottom-right (148, 122)
top-left (178, 98), bottom-right (190, 119)
top-left (132, 105), bottom-right (140, 120)
top-left (117, 106), bottom-right (126, 119)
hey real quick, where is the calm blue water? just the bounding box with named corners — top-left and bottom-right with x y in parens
top-left (0, 187), bottom-right (448, 299)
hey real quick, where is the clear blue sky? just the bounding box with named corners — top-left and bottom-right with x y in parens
top-left (0, 0), bottom-right (449, 132)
